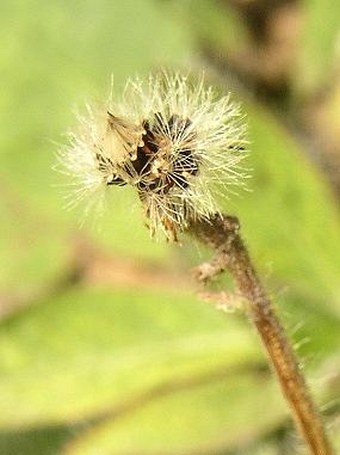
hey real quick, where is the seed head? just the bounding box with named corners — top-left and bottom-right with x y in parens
top-left (58, 72), bottom-right (248, 241)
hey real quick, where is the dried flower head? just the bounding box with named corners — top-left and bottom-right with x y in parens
top-left (58, 72), bottom-right (248, 241)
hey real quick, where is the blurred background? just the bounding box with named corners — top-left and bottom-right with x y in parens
top-left (0, 1), bottom-right (340, 454)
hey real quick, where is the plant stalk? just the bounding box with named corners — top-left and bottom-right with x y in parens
top-left (189, 213), bottom-right (333, 455)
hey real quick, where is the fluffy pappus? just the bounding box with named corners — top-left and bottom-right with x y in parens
top-left (58, 72), bottom-right (249, 240)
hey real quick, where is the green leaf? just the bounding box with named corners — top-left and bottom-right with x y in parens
top-left (230, 102), bottom-right (340, 314)
top-left (0, 183), bottom-right (70, 295)
top-left (295, 0), bottom-right (340, 95)
top-left (184, 0), bottom-right (248, 54)
top-left (0, 427), bottom-right (70, 455)
top-left (62, 374), bottom-right (286, 455)
top-left (0, 286), bottom-right (263, 428)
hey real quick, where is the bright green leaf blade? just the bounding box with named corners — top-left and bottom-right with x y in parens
top-left (62, 374), bottom-right (286, 455)
top-left (0, 286), bottom-right (263, 428)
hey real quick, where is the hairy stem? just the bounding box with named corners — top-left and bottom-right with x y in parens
top-left (188, 214), bottom-right (333, 455)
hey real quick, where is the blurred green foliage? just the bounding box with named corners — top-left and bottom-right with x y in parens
top-left (0, 1), bottom-right (339, 454)
top-left (298, 0), bottom-right (340, 95)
